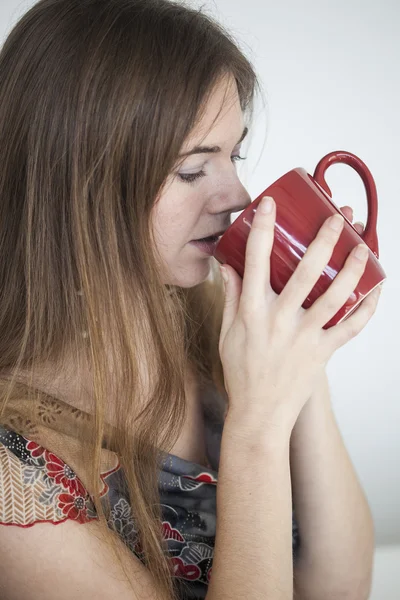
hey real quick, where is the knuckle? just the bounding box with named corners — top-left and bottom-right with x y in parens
top-left (331, 292), bottom-right (377, 346)
top-left (349, 324), bottom-right (363, 339)
top-left (321, 218), bottom-right (340, 238)
top-left (346, 316), bottom-right (364, 338)
top-left (335, 326), bottom-right (355, 346)
top-left (353, 256), bottom-right (368, 271)
top-left (345, 263), bottom-right (367, 288)
top-left (295, 263), bottom-right (313, 285)
top-left (240, 297), bottom-right (261, 320)
top-left (319, 229), bottom-right (338, 248)
top-left (323, 296), bottom-right (338, 316)
top-left (307, 233), bottom-right (336, 263)
top-left (240, 304), bottom-right (253, 322)
top-left (348, 252), bottom-right (368, 272)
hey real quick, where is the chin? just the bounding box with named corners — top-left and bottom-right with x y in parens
top-left (165, 261), bottom-right (212, 288)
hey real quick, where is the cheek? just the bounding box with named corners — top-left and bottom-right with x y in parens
top-left (154, 181), bottom-right (205, 245)
top-left (155, 217), bottom-right (191, 253)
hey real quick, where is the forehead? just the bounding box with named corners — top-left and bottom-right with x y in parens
top-left (185, 75), bottom-right (243, 146)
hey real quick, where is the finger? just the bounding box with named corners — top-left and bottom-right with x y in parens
top-left (219, 264), bottom-right (242, 347)
top-left (338, 206), bottom-right (364, 234)
top-left (304, 242), bottom-right (370, 329)
top-left (340, 206), bottom-right (353, 222)
top-left (324, 285), bottom-right (381, 350)
top-left (240, 196), bottom-right (276, 311)
top-left (278, 214), bottom-right (345, 313)
top-left (354, 222), bottom-right (365, 235)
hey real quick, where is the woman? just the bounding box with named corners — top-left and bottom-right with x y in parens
top-left (0, 1), bottom-right (379, 599)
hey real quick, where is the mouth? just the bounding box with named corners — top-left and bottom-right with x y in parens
top-left (189, 235), bottom-right (222, 256)
top-left (191, 229), bottom-right (227, 243)
top-left (193, 234), bottom-right (220, 243)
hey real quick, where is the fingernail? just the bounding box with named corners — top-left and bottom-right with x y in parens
top-left (329, 214), bottom-right (344, 231)
top-left (260, 196), bottom-right (274, 214)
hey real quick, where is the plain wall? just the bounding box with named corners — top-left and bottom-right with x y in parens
top-left (1, 0), bottom-right (398, 548)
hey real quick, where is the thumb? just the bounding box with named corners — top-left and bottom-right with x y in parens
top-left (219, 264), bottom-right (241, 345)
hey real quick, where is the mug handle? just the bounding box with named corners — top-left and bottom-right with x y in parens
top-left (313, 151), bottom-right (379, 258)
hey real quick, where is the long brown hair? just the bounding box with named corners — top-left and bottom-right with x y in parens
top-left (0, 0), bottom-right (262, 597)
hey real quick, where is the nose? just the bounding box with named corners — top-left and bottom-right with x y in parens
top-left (209, 168), bottom-right (252, 218)
top-left (228, 179), bottom-right (252, 215)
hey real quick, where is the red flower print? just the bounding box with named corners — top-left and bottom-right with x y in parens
top-left (170, 557), bottom-right (201, 581)
top-left (26, 440), bottom-right (46, 459)
top-left (99, 460), bottom-right (121, 497)
top-left (162, 521), bottom-right (184, 542)
top-left (184, 472), bottom-right (217, 485)
top-left (44, 451), bottom-right (86, 497)
top-left (58, 493), bottom-right (90, 523)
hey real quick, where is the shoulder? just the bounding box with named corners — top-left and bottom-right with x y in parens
top-left (0, 425), bottom-right (97, 527)
top-left (0, 445), bottom-right (162, 600)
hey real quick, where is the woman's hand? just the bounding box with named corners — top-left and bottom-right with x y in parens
top-left (219, 197), bottom-right (380, 437)
top-left (339, 205), bottom-right (365, 235)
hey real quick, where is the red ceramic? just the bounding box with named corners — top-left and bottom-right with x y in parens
top-left (214, 150), bottom-right (387, 329)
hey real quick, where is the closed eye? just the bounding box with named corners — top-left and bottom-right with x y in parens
top-left (178, 155), bottom-right (246, 185)
top-left (178, 170), bottom-right (206, 184)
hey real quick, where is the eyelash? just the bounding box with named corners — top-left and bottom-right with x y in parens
top-left (178, 155), bottom-right (247, 185)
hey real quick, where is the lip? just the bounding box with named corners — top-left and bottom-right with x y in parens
top-left (207, 229), bottom-right (227, 238)
top-left (189, 238), bottom-right (221, 255)
top-left (191, 229), bottom-right (228, 241)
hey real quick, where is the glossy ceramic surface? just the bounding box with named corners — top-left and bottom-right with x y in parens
top-left (214, 151), bottom-right (387, 329)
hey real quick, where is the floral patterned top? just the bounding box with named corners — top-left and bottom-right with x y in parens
top-left (0, 413), bottom-right (300, 599)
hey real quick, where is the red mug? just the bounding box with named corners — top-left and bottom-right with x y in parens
top-left (213, 150), bottom-right (387, 329)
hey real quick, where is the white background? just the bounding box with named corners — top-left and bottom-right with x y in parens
top-left (1, 0), bottom-right (399, 596)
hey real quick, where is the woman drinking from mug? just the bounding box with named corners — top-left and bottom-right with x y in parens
top-left (0, 1), bottom-right (378, 599)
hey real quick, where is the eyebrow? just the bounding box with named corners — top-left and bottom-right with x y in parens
top-left (178, 126), bottom-right (249, 158)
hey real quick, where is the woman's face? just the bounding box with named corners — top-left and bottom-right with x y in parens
top-left (152, 75), bottom-right (251, 287)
